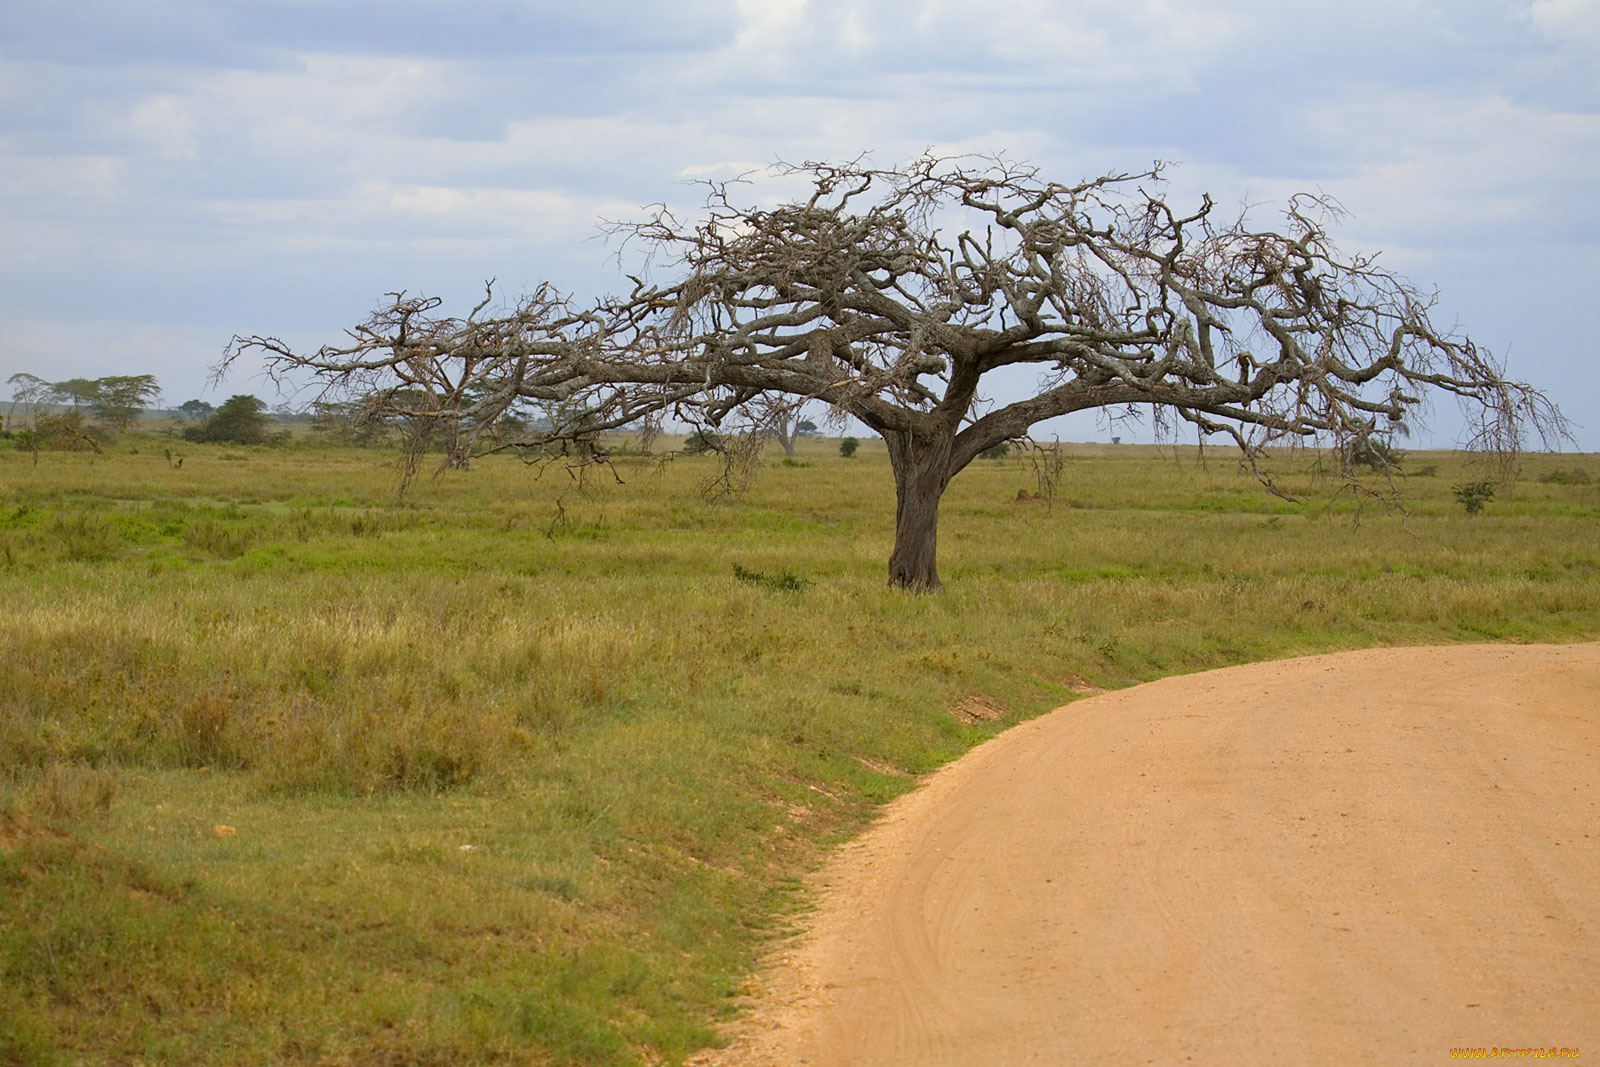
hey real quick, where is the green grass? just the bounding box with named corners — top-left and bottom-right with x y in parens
top-left (2, 433), bottom-right (1597, 1065)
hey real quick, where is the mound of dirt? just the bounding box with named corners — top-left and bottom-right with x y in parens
top-left (695, 643), bottom-right (1600, 1066)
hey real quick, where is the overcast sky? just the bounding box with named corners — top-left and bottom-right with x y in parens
top-left (2, 0), bottom-right (1596, 447)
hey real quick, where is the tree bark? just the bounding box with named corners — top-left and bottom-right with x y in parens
top-left (885, 429), bottom-right (953, 591)
top-left (442, 419), bottom-right (473, 469)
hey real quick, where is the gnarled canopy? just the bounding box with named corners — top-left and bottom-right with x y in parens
top-left (226, 155), bottom-right (1563, 588)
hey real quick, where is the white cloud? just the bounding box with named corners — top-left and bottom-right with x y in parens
top-left (0, 151), bottom-right (121, 203)
top-left (1, 0), bottom-right (1596, 441)
top-left (126, 94), bottom-right (196, 158)
top-left (1526, 0), bottom-right (1600, 42)
top-left (1282, 89), bottom-right (1600, 248)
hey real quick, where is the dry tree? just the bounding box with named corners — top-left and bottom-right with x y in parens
top-left (225, 155), bottom-right (1565, 589)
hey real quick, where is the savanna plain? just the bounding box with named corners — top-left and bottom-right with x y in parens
top-left (2, 431), bottom-right (1596, 1066)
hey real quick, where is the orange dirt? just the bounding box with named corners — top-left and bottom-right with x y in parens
top-left (693, 643), bottom-right (1600, 1066)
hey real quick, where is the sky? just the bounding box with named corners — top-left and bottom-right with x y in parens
top-left (2, 0), bottom-right (1596, 448)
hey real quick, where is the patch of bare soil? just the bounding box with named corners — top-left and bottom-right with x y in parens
top-left (692, 643), bottom-right (1600, 1066)
top-left (0, 811), bottom-right (67, 851)
top-left (949, 695), bottom-right (1006, 725)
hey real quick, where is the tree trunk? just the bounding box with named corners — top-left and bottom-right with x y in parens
top-left (885, 430), bottom-right (952, 591)
top-left (442, 419), bottom-right (473, 469)
top-left (767, 416), bottom-right (797, 457)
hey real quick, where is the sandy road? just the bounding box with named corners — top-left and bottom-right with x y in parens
top-left (694, 643), bottom-right (1600, 1066)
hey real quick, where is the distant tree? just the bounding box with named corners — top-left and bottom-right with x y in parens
top-left (185, 394), bottom-right (273, 445)
top-left (7, 372), bottom-right (157, 445)
top-left (178, 399), bottom-right (215, 421)
top-left (840, 437), bottom-right (860, 458)
top-left (7, 373), bottom-right (161, 433)
top-left (750, 396), bottom-right (809, 457)
top-left (226, 154), bottom-right (1566, 590)
top-left (310, 399), bottom-right (389, 446)
top-left (7, 373), bottom-right (54, 415)
top-left (7, 374), bottom-right (53, 463)
top-left (797, 419), bottom-right (819, 437)
top-left (51, 378), bottom-right (101, 409)
top-left (89, 374), bottom-right (161, 431)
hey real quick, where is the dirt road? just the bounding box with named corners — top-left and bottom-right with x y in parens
top-left (696, 643), bottom-right (1600, 1066)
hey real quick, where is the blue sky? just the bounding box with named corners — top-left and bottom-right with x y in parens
top-left (2, 0), bottom-right (1596, 447)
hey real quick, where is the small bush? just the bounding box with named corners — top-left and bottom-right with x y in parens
top-left (980, 441), bottom-right (1011, 460)
top-left (1539, 467), bottom-right (1591, 485)
top-left (732, 563), bottom-right (809, 592)
top-left (682, 428), bottom-right (720, 454)
top-left (28, 411), bottom-right (106, 453)
top-left (1345, 436), bottom-right (1403, 471)
top-left (839, 437), bottom-right (859, 458)
top-left (1453, 481), bottom-right (1495, 516)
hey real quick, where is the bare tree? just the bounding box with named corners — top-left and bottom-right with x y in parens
top-left (744, 395), bottom-right (811, 457)
top-left (226, 155), bottom-right (1564, 590)
top-left (230, 283), bottom-right (611, 480)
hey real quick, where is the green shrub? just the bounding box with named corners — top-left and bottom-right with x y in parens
top-left (1453, 481), bottom-right (1495, 515)
top-left (682, 428), bottom-right (720, 454)
top-left (1538, 467), bottom-right (1591, 485)
top-left (839, 437), bottom-right (859, 458)
top-left (184, 395), bottom-right (274, 445)
top-left (1346, 436), bottom-right (1403, 470)
top-left (28, 411), bottom-right (106, 452)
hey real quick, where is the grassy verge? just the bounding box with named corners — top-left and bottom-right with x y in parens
top-left (2, 435), bottom-right (1597, 1064)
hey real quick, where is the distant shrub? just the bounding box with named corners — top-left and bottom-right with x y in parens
top-left (1539, 467), bottom-right (1591, 485)
top-left (184, 395), bottom-right (274, 445)
top-left (1345, 436), bottom-right (1403, 470)
top-left (682, 428), bottom-right (720, 454)
top-left (839, 437), bottom-right (859, 458)
top-left (1453, 481), bottom-right (1495, 516)
top-left (980, 441), bottom-right (1011, 459)
top-left (29, 411), bottom-right (106, 452)
top-left (732, 562), bottom-right (809, 592)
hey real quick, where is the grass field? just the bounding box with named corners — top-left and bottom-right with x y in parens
top-left (2, 432), bottom-right (1597, 1065)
